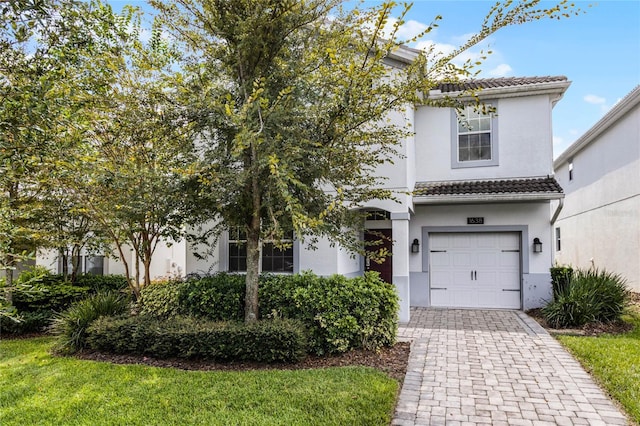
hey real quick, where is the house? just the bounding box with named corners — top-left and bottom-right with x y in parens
top-left (553, 86), bottom-right (640, 292)
top-left (37, 53), bottom-right (570, 321)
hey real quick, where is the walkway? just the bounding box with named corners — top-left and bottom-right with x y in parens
top-left (392, 308), bottom-right (629, 426)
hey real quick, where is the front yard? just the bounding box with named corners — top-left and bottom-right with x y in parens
top-left (0, 337), bottom-right (399, 426)
top-left (554, 299), bottom-right (640, 424)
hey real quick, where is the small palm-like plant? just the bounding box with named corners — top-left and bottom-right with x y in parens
top-left (51, 291), bottom-right (129, 354)
top-left (543, 268), bottom-right (630, 328)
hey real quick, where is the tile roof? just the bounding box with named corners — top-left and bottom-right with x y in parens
top-left (414, 177), bottom-right (563, 197)
top-left (436, 76), bottom-right (568, 93)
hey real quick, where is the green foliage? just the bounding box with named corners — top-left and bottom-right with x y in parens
top-left (15, 265), bottom-right (51, 284)
top-left (550, 265), bottom-right (573, 299)
top-left (12, 282), bottom-right (89, 313)
top-left (73, 274), bottom-right (129, 294)
top-left (50, 291), bottom-right (129, 353)
top-left (138, 272), bottom-right (398, 355)
top-left (0, 311), bottom-right (51, 334)
top-left (261, 272), bottom-right (399, 354)
top-left (543, 268), bottom-right (630, 328)
top-left (87, 315), bottom-right (307, 363)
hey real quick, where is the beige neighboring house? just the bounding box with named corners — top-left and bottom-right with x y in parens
top-left (553, 86), bottom-right (640, 291)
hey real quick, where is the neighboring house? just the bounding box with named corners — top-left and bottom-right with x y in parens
top-left (38, 49), bottom-right (571, 321)
top-left (553, 86), bottom-right (640, 292)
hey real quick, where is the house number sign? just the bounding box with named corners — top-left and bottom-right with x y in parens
top-left (467, 217), bottom-right (484, 225)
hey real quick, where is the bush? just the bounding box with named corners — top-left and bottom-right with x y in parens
top-left (50, 291), bottom-right (130, 353)
top-left (140, 274), bottom-right (246, 321)
top-left (260, 271), bottom-right (399, 355)
top-left (74, 275), bottom-right (129, 294)
top-left (550, 265), bottom-right (573, 300)
top-left (543, 268), bottom-right (630, 328)
top-left (0, 310), bottom-right (52, 334)
top-left (86, 315), bottom-right (307, 363)
top-left (139, 271), bottom-right (399, 355)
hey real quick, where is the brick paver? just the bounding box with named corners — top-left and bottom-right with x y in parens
top-left (392, 308), bottom-right (630, 426)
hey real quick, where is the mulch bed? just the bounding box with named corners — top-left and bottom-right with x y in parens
top-left (527, 291), bottom-right (640, 336)
top-left (74, 341), bottom-right (412, 382)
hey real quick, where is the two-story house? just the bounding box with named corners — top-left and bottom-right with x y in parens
top-left (553, 86), bottom-right (640, 292)
top-left (38, 52), bottom-right (570, 322)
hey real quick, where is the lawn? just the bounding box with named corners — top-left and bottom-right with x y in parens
top-left (0, 337), bottom-right (399, 426)
top-left (556, 308), bottom-right (640, 424)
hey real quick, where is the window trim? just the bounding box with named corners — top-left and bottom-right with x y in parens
top-left (555, 227), bottom-right (561, 252)
top-left (450, 103), bottom-right (499, 169)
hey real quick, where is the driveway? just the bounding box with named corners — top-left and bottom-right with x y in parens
top-left (392, 308), bottom-right (629, 426)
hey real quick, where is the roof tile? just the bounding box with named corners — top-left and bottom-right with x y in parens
top-left (414, 177), bottom-right (563, 197)
top-left (437, 76), bottom-right (568, 93)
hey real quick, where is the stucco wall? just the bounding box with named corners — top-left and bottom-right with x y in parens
top-left (555, 98), bottom-right (640, 291)
top-left (415, 94), bottom-right (554, 181)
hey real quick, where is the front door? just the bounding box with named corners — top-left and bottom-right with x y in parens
top-left (365, 229), bottom-right (393, 284)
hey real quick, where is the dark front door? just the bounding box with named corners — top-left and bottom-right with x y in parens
top-left (364, 229), bottom-right (393, 284)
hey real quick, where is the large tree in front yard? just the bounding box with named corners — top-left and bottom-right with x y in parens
top-left (151, 0), bottom-right (580, 322)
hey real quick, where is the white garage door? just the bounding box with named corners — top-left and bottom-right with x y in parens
top-left (429, 232), bottom-right (521, 309)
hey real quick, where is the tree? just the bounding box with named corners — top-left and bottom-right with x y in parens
top-left (140, 0), bottom-right (582, 321)
top-left (71, 27), bottom-right (199, 299)
top-left (1, 0), bottom-right (108, 293)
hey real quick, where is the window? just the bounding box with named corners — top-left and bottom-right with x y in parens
top-left (555, 227), bottom-right (561, 252)
top-left (228, 228), bottom-right (294, 273)
top-left (58, 255), bottom-right (104, 275)
top-left (568, 160), bottom-right (574, 181)
top-left (228, 228), bottom-right (248, 272)
top-left (451, 104), bottom-right (498, 168)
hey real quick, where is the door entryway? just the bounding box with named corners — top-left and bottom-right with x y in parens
top-left (365, 229), bottom-right (393, 284)
top-left (429, 232), bottom-right (521, 309)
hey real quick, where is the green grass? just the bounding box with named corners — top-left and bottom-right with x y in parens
top-left (556, 309), bottom-right (640, 424)
top-left (0, 337), bottom-right (398, 426)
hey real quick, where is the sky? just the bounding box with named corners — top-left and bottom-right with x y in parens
top-left (109, 0), bottom-right (640, 158)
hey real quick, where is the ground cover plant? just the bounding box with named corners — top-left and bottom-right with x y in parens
top-left (556, 297), bottom-right (640, 424)
top-left (543, 267), bottom-right (629, 328)
top-left (0, 337), bottom-right (400, 426)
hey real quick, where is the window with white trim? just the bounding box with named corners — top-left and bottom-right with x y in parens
top-left (228, 228), bottom-right (294, 273)
top-left (555, 227), bottom-right (561, 252)
top-left (451, 104), bottom-right (498, 168)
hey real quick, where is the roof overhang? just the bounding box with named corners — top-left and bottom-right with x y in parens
top-left (427, 80), bottom-right (571, 103)
top-left (414, 192), bottom-right (564, 205)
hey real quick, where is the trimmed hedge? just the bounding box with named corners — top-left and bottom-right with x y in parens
top-left (86, 315), bottom-right (307, 363)
top-left (140, 271), bottom-right (399, 355)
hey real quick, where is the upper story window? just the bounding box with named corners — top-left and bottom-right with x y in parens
top-left (451, 104), bottom-right (499, 169)
top-left (228, 228), bottom-right (294, 273)
top-left (568, 159), bottom-right (574, 181)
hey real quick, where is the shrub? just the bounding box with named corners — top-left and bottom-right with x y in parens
top-left (138, 271), bottom-right (399, 355)
top-left (50, 291), bottom-right (130, 353)
top-left (0, 310), bottom-right (52, 334)
top-left (86, 315), bottom-right (307, 363)
top-left (543, 268), bottom-right (630, 328)
top-left (550, 265), bottom-right (573, 300)
top-left (12, 282), bottom-right (90, 313)
top-left (74, 275), bottom-right (129, 294)
top-left (261, 272), bottom-right (399, 354)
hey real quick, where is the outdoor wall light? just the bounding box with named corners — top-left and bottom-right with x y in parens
top-left (533, 238), bottom-right (543, 253)
top-left (411, 239), bottom-right (420, 253)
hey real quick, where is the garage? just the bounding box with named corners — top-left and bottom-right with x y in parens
top-left (429, 232), bottom-right (521, 309)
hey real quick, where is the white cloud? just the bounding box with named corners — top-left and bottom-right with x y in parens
top-left (414, 39), bottom-right (456, 56)
top-left (488, 63), bottom-right (512, 77)
top-left (584, 94), bottom-right (606, 105)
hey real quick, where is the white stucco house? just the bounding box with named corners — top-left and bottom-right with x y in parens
top-left (553, 85), bottom-right (640, 292)
top-left (38, 55), bottom-right (571, 321)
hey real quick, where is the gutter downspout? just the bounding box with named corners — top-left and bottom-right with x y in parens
top-left (551, 197), bottom-right (564, 225)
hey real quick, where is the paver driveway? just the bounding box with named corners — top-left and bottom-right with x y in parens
top-left (392, 308), bottom-right (629, 426)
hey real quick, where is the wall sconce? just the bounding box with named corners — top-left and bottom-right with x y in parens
top-left (411, 239), bottom-right (420, 253)
top-left (533, 238), bottom-right (542, 253)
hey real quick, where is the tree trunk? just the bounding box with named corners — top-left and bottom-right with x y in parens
top-left (70, 244), bottom-right (81, 284)
top-left (244, 163), bottom-right (262, 322)
top-left (59, 247), bottom-right (68, 280)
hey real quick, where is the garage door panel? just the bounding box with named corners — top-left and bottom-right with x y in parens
top-left (430, 232), bottom-right (521, 309)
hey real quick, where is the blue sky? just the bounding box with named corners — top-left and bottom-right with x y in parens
top-left (110, 0), bottom-right (639, 158)
top-left (358, 0), bottom-right (640, 158)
